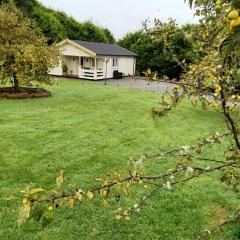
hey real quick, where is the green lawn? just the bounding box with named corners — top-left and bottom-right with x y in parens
top-left (0, 79), bottom-right (239, 240)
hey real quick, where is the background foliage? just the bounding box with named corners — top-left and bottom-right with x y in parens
top-left (118, 23), bottom-right (199, 79)
top-left (0, 0), bottom-right (115, 44)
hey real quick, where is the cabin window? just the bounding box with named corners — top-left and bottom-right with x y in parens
top-left (112, 58), bottom-right (118, 68)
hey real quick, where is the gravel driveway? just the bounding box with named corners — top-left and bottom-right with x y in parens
top-left (89, 77), bottom-right (175, 93)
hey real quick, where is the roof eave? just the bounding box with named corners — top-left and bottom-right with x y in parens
top-left (56, 39), bottom-right (96, 57)
top-left (96, 54), bottom-right (137, 57)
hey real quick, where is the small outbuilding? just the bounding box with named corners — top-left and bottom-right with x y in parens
top-left (49, 39), bottom-right (137, 80)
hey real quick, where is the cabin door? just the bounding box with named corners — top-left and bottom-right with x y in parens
top-left (84, 58), bottom-right (91, 69)
top-left (69, 56), bottom-right (79, 76)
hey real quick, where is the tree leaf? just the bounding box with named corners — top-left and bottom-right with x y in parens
top-left (56, 170), bottom-right (64, 187)
top-left (69, 197), bottom-right (74, 208)
top-left (29, 188), bottom-right (45, 195)
top-left (87, 191), bottom-right (93, 200)
top-left (17, 204), bottom-right (31, 226)
top-left (76, 192), bottom-right (82, 202)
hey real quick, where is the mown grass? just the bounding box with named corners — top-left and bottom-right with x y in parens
top-left (0, 79), bottom-right (239, 240)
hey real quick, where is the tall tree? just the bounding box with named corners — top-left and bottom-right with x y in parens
top-left (102, 28), bottom-right (116, 43)
top-left (118, 22), bottom-right (197, 79)
top-left (0, 0), bottom-right (116, 44)
top-left (0, 3), bottom-right (59, 91)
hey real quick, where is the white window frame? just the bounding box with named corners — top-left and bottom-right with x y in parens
top-left (112, 58), bottom-right (119, 68)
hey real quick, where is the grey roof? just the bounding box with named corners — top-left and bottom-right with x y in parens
top-left (72, 40), bottom-right (137, 57)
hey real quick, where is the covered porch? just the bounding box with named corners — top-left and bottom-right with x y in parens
top-left (63, 55), bottom-right (105, 80)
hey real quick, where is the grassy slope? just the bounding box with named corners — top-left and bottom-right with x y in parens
top-left (0, 79), bottom-right (239, 240)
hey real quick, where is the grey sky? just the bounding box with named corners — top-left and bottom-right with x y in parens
top-left (39, 0), bottom-right (197, 39)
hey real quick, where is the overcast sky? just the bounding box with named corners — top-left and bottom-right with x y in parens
top-left (39, 0), bottom-right (197, 39)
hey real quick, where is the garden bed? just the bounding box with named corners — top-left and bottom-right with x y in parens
top-left (0, 87), bottom-right (51, 99)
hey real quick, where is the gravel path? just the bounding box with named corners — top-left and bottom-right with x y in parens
top-left (87, 77), bottom-right (175, 93)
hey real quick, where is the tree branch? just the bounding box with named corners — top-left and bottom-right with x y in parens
top-left (198, 208), bottom-right (240, 240)
top-left (145, 131), bottom-right (231, 160)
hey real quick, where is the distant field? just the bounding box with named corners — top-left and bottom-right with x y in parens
top-left (0, 79), bottom-right (239, 240)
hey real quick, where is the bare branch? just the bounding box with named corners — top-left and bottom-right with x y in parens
top-left (145, 131), bottom-right (231, 160)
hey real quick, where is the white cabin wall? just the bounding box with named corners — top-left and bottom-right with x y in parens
top-left (118, 57), bottom-right (135, 76)
top-left (102, 57), bottom-right (113, 79)
top-left (63, 56), bottom-right (79, 76)
top-left (96, 58), bottom-right (104, 70)
top-left (101, 56), bottom-right (136, 78)
top-left (48, 59), bottom-right (62, 76)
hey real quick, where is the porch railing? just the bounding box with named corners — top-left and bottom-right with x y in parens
top-left (79, 68), bottom-right (104, 80)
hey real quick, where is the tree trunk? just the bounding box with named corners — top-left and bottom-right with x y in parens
top-left (13, 73), bottom-right (20, 92)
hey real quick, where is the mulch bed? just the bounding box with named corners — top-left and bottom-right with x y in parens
top-left (0, 87), bottom-right (51, 99)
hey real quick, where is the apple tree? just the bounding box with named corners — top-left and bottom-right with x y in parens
top-left (0, 3), bottom-right (59, 91)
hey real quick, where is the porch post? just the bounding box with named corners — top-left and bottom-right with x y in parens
top-left (94, 57), bottom-right (97, 80)
top-left (104, 58), bottom-right (109, 85)
top-left (79, 57), bottom-right (81, 78)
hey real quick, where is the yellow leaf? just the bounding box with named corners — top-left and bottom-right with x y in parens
top-left (103, 199), bottom-right (109, 207)
top-left (69, 197), bottom-right (74, 208)
top-left (76, 192), bottom-right (82, 202)
top-left (20, 187), bottom-right (30, 195)
top-left (102, 190), bottom-right (107, 196)
top-left (215, 84), bottom-right (222, 94)
top-left (56, 170), bottom-right (64, 187)
top-left (122, 188), bottom-right (130, 197)
top-left (48, 206), bottom-right (53, 211)
top-left (29, 188), bottom-right (45, 195)
top-left (102, 180), bottom-right (109, 186)
top-left (95, 178), bottom-right (103, 182)
top-left (2, 196), bottom-right (17, 201)
top-left (22, 198), bottom-right (29, 205)
top-left (228, 9), bottom-right (239, 20)
top-left (116, 214), bottom-right (122, 220)
top-left (17, 204), bottom-right (31, 226)
top-left (87, 191), bottom-right (93, 200)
